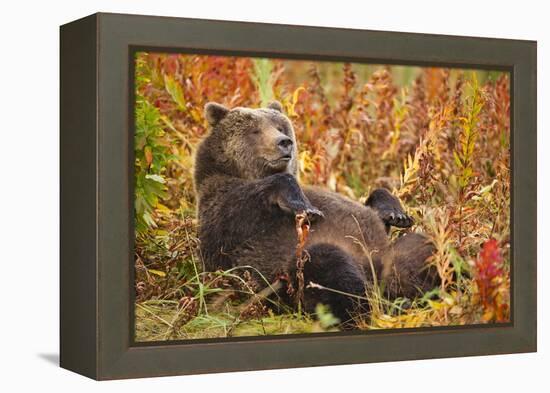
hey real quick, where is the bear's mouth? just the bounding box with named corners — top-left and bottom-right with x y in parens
top-left (267, 155), bottom-right (292, 171)
top-left (278, 155), bottom-right (292, 162)
top-left (272, 155), bottom-right (291, 164)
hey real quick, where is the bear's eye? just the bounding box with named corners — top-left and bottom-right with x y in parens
top-left (252, 128), bottom-right (261, 135)
top-left (277, 126), bottom-right (286, 134)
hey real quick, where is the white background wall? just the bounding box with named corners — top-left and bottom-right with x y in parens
top-left (0, 0), bottom-right (546, 390)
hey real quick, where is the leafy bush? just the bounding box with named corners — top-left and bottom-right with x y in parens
top-left (134, 96), bottom-right (172, 233)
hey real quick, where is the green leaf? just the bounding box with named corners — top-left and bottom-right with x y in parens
top-left (315, 303), bottom-right (340, 329)
top-left (252, 58), bottom-right (275, 107)
top-left (145, 174), bottom-right (166, 184)
top-left (164, 75), bottom-right (186, 111)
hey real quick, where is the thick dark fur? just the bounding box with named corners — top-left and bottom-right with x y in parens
top-left (194, 101), bottom-right (437, 324)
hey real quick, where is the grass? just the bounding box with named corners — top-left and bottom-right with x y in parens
top-left (135, 302), bottom-right (338, 342)
top-left (133, 53), bottom-right (511, 341)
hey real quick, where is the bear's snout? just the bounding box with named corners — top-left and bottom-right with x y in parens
top-left (276, 135), bottom-right (293, 156)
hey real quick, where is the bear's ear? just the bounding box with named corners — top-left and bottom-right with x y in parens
top-left (204, 102), bottom-right (229, 126)
top-left (267, 101), bottom-right (284, 113)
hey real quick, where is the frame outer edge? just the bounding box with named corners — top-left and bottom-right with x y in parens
top-left (91, 13), bottom-right (537, 379)
top-left (518, 41), bottom-right (537, 351)
top-left (60, 13), bottom-right (99, 379)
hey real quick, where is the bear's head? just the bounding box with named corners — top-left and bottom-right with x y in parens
top-left (195, 101), bottom-right (298, 184)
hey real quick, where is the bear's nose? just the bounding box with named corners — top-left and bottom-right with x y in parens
top-left (276, 136), bottom-right (293, 153)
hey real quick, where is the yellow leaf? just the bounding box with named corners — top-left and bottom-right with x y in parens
top-left (155, 203), bottom-right (171, 213)
top-left (482, 309), bottom-right (495, 322)
top-left (286, 86), bottom-right (306, 117)
top-left (427, 300), bottom-right (446, 310)
top-left (442, 293), bottom-right (455, 306)
top-left (148, 269), bottom-right (166, 277)
top-left (298, 150), bottom-right (314, 174)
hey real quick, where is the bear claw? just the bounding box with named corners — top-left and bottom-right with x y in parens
top-left (365, 188), bottom-right (413, 229)
top-left (381, 211), bottom-right (413, 228)
top-left (305, 207), bottom-right (324, 222)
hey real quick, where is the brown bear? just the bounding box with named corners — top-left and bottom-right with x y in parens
top-left (194, 101), bottom-right (437, 324)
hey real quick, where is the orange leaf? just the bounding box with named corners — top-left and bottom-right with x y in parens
top-left (144, 146), bottom-right (153, 166)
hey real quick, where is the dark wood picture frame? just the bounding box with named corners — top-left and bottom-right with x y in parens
top-left (60, 12), bottom-right (537, 380)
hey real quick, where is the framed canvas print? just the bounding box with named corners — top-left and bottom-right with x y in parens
top-left (60, 12), bottom-right (537, 380)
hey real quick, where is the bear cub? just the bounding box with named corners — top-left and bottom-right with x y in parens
top-left (194, 101), bottom-right (438, 324)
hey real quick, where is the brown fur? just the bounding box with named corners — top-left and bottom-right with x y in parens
top-left (194, 101), bottom-right (437, 322)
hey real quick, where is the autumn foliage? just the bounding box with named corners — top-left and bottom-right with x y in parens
top-left (133, 52), bottom-right (511, 341)
top-left (473, 239), bottom-right (510, 322)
